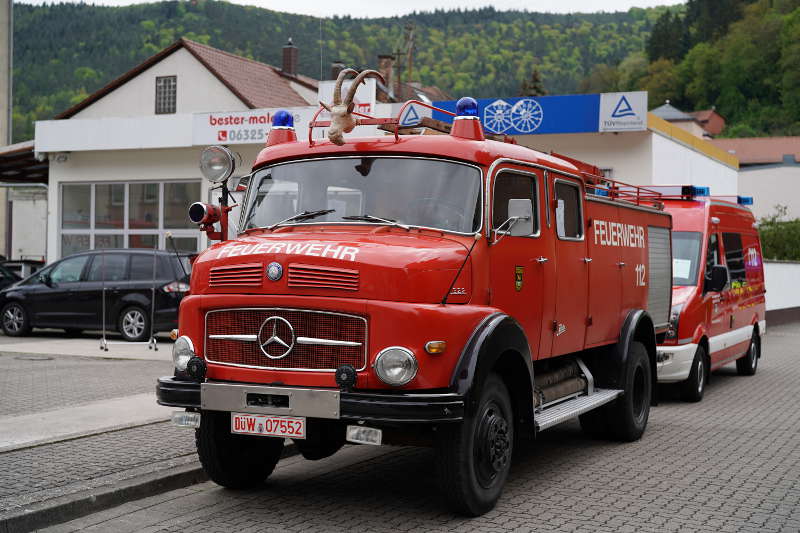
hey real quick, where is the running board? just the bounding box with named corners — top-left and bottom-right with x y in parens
top-left (534, 388), bottom-right (623, 431)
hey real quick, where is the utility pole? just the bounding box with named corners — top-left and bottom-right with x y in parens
top-left (0, 0), bottom-right (11, 259)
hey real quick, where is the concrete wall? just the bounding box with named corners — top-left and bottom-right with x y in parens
top-left (513, 130), bottom-right (653, 184)
top-left (764, 261), bottom-right (800, 311)
top-left (738, 165), bottom-right (800, 221)
top-left (73, 48), bottom-right (247, 119)
top-left (651, 132), bottom-right (738, 195)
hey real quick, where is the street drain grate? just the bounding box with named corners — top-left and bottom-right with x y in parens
top-left (14, 355), bottom-right (55, 361)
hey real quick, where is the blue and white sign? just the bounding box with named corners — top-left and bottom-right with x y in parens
top-left (432, 91), bottom-right (647, 135)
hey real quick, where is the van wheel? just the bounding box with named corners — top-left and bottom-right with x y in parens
top-left (736, 331), bottom-right (759, 376)
top-left (2, 302), bottom-right (31, 336)
top-left (196, 410), bottom-right (284, 489)
top-left (118, 306), bottom-right (150, 342)
top-left (606, 341), bottom-right (651, 442)
top-left (435, 373), bottom-right (513, 516)
top-left (680, 346), bottom-right (706, 402)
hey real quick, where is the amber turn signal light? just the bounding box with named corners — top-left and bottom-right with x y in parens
top-left (425, 341), bottom-right (447, 354)
top-left (170, 329), bottom-right (179, 341)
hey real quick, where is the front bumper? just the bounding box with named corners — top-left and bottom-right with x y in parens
top-left (656, 343), bottom-right (698, 383)
top-left (156, 376), bottom-right (464, 424)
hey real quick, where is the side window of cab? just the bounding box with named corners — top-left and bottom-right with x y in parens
top-left (704, 233), bottom-right (722, 291)
top-left (492, 171), bottom-right (539, 236)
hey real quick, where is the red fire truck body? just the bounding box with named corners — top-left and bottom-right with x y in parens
top-left (657, 196), bottom-right (765, 401)
top-left (158, 100), bottom-right (672, 516)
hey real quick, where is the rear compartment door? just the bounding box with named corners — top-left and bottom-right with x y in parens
top-left (550, 176), bottom-right (588, 356)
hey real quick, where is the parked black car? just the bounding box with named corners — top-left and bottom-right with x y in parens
top-left (0, 264), bottom-right (21, 291)
top-left (0, 249), bottom-right (191, 341)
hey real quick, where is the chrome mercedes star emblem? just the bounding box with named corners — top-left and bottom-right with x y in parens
top-left (257, 316), bottom-right (295, 359)
top-left (266, 262), bottom-right (283, 281)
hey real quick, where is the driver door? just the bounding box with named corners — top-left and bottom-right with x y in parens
top-left (488, 168), bottom-right (544, 359)
top-left (28, 255), bottom-right (91, 326)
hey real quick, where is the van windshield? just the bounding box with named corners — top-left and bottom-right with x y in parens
top-left (241, 157), bottom-right (482, 234)
top-left (672, 231), bottom-right (702, 286)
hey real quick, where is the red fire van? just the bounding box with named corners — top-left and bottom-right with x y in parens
top-left (657, 190), bottom-right (766, 401)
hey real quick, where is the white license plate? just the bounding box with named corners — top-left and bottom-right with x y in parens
top-left (346, 425), bottom-right (382, 445)
top-left (231, 413), bottom-right (306, 439)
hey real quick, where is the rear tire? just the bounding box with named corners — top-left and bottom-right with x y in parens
top-left (736, 331), bottom-right (759, 376)
top-left (435, 373), bottom-right (514, 516)
top-left (196, 410), bottom-right (284, 489)
top-left (680, 345), bottom-right (706, 402)
top-left (606, 341), bottom-right (651, 442)
top-left (2, 302), bottom-right (31, 337)
top-left (118, 306), bottom-right (150, 342)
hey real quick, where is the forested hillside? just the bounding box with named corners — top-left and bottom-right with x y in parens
top-left (11, 1), bottom-right (665, 142)
top-left (11, 0), bottom-right (800, 142)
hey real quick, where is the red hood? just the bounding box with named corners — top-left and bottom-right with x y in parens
top-left (191, 226), bottom-right (473, 304)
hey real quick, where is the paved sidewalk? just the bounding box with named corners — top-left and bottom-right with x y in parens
top-left (0, 331), bottom-right (172, 361)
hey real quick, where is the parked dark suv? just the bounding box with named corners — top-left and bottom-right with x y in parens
top-left (0, 249), bottom-right (191, 341)
top-left (0, 264), bottom-right (21, 291)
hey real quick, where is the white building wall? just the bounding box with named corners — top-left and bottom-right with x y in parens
top-left (72, 48), bottom-right (247, 119)
top-left (764, 261), bottom-right (800, 311)
top-left (738, 166), bottom-right (800, 221)
top-left (513, 131), bottom-right (653, 184)
top-left (650, 133), bottom-right (738, 195)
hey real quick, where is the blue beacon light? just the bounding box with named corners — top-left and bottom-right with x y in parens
top-left (455, 97), bottom-right (479, 117)
top-left (272, 109), bottom-right (294, 128)
top-left (738, 196), bottom-right (753, 205)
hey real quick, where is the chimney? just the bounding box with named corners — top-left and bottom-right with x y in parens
top-left (377, 54), bottom-right (394, 99)
top-left (282, 37), bottom-right (298, 76)
top-left (330, 60), bottom-right (346, 80)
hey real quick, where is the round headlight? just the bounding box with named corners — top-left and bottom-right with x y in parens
top-left (374, 347), bottom-right (417, 386)
top-left (199, 145), bottom-right (237, 183)
top-left (173, 336), bottom-right (195, 372)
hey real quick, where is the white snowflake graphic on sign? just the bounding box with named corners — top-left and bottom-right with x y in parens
top-left (511, 98), bottom-right (544, 133)
top-left (483, 99), bottom-right (513, 133)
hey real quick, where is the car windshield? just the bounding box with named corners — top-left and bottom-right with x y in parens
top-left (672, 231), bottom-right (702, 286)
top-left (241, 157), bottom-right (483, 234)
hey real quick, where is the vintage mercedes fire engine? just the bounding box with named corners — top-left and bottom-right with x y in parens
top-left (157, 69), bottom-right (673, 516)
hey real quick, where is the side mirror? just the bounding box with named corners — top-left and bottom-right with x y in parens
top-left (507, 199), bottom-right (534, 237)
top-left (705, 264), bottom-right (728, 292)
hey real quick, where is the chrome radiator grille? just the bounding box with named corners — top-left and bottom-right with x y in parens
top-left (204, 308), bottom-right (367, 371)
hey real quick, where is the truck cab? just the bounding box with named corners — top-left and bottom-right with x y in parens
top-left (657, 192), bottom-right (766, 401)
top-left (158, 93), bottom-right (672, 516)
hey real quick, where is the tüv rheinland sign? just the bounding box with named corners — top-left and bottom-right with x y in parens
top-left (432, 91), bottom-right (647, 135)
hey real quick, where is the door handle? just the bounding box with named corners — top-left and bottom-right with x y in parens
top-left (583, 257), bottom-right (593, 263)
top-left (616, 262), bottom-right (626, 267)
top-left (536, 257), bottom-right (549, 264)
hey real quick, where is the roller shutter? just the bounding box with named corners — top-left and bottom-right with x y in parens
top-left (647, 226), bottom-right (671, 329)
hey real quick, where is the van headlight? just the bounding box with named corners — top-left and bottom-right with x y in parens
top-left (666, 304), bottom-right (684, 340)
top-left (173, 336), bottom-right (195, 371)
top-left (374, 347), bottom-right (417, 386)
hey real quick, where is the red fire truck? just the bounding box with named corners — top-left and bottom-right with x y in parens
top-left (657, 190), bottom-right (765, 401)
top-left (158, 96), bottom-right (673, 516)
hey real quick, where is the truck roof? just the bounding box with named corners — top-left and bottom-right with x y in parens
top-left (252, 134), bottom-right (581, 176)
top-left (663, 197), bottom-right (756, 232)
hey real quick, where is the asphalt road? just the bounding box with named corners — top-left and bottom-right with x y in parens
top-left (42, 322), bottom-right (800, 533)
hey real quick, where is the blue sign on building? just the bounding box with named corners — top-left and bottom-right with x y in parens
top-left (432, 92), bottom-right (648, 135)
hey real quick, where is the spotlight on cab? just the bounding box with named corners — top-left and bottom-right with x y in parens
top-left (199, 145), bottom-right (240, 183)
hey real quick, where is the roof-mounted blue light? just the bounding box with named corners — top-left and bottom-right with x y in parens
top-left (593, 188), bottom-right (609, 197)
top-left (682, 185), bottom-right (710, 198)
top-left (455, 97), bottom-right (478, 117)
top-left (738, 196), bottom-right (753, 205)
top-left (272, 109), bottom-right (294, 128)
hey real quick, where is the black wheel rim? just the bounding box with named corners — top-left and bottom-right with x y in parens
top-left (750, 338), bottom-right (758, 371)
top-left (473, 400), bottom-right (511, 489)
top-left (632, 364), bottom-right (647, 423)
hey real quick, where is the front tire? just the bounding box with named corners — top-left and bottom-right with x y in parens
top-left (196, 410), bottom-right (284, 489)
top-left (736, 331), bottom-right (760, 376)
top-left (435, 373), bottom-right (514, 516)
top-left (606, 341), bottom-right (651, 442)
top-left (680, 345), bottom-right (707, 402)
top-left (118, 306), bottom-right (150, 342)
top-left (2, 302), bottom-right (31, 337)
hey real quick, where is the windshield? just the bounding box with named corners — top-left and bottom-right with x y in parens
top-left (241, 157), bottom-right (482, 234)
top-left (672, 231), bottom-right (702, 286)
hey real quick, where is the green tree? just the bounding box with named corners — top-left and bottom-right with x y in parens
top-left (519, 68), bottom-right (547, 96)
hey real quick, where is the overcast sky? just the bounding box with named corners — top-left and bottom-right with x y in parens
top-left (19, 0), bottom-right (685, 18)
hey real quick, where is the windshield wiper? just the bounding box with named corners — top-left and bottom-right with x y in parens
top-left (341, 214), bottom-right (412, 231)
top-left (267, 209), bottom-right (335, 230)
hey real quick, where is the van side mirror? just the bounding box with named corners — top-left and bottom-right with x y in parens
top-left (705, 264), bottom-right (728, 292)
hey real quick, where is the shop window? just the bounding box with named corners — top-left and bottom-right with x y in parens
top-left (129, 183), bottom-right (160, 229)
top-left (168, 236), bottom-right (200, 254)
top-left (554, 180), bottom-right (583, 239)
top-left (155, 76), bottom-right (177, 114)
top-left (95, 235), bottom-right (124, 249)
top-left (492, 172), bottom-right (538, 235)
top-left (130, 234), bottom-right (159, 249)
top-left (722, 232), bottom-right (746, 282)
top-left (62, 184), bottom-right (91, 229)
top-left (164, 182), bottom-right (200, 228)
top-left (61, 234), bottom-right (90, 257)
top-left (95, 184), bottom-right (125, 229)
